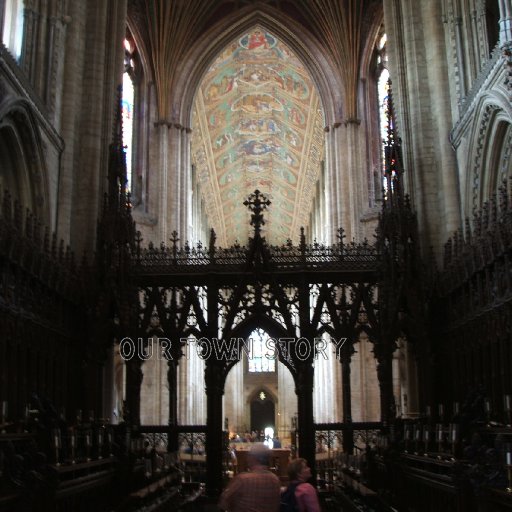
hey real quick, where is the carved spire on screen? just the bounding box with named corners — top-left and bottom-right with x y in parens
top-left (243, 190), bottom-right (271, 238)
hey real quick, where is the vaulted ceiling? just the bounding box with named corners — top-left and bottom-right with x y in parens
top-left (191, 27), bottom-right (324, 246)
top-left (127, 0), bottom-right (383, 244)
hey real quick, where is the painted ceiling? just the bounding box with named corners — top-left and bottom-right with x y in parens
top-left (192, 26), bottom-right (325, 246)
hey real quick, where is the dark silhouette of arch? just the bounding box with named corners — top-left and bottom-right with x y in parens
top-left (224, 314), bottom-right (297, 381)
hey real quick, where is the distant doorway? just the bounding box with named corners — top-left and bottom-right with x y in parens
top-left (250, 391), bottom-right (275, 433)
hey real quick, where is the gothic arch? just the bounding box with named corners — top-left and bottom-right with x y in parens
top-left (481, 119), bottom-right (512, 201)
top-left (356, 8), bottom-right (385, 211)
top-left (173, 4), bottom-right (344, 128)
top-left (467, 91), bottom-right (512, 214)
top-left (124, 23), bottom-right (150, 87)
top-left (0, 98), bottom-right (49, 223)
top-left (359, 6), bottom-right (384, 81)
top-left (225, 314), bottom-right (295, 379)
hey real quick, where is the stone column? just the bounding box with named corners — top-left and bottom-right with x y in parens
top-left (151, 121), bottom-right (188, 243)
top-left (324, 127), bottom-right (339, 241)
top-left (453, 14), bottom-right (467, 98)
top-left (331, 123), bottom-right (347, 236)
top-left (325, 120), bottom-right (365, 242)
top-left (45, 12), bottom-right (69, 120)
top-left (420, 1), bottom-right (461, 237)
top-left (224, 359), bottom-right (244, 433)
top-left (166, 124), bottom-right (182, 236)
top-left (383, 0), bottom-right (461, 258)
top-left (181, 128), bottom-right (192, 238)
top-left (59, 0), bottom-right (127, 251)
top-left (344, 120), bottom-right (364, 240)
top-left (32, 0), bottom-right (48, 96)
top-left (0, 0), bottom-right (4, 31)
top-left (56, 0), bottom-right (86, 240)
top-left (155, 123), bottom-right (169, 242)
top-left (21, 0), bottom-right (39, 80)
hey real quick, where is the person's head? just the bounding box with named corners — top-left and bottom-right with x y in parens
top-left (248, 447), bottom-right (270, 469)
top-left (287, 458), bottom-right (312, 482)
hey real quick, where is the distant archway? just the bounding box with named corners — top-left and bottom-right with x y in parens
top-left (250, 389), bottom-right (275, 433)
top-left (0, 100), bottom-right (50, 223)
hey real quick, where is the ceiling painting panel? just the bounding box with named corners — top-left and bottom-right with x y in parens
top-left (192, 26), bottom-right (324, 246)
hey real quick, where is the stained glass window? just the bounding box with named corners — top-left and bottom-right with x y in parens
top-left (122, 38), bottom-right (135, 192)
top-left (248, 328), bottom-right (275, 372)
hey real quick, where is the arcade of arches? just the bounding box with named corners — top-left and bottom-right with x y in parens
top-left (1, 1), bottom-right (512, 511)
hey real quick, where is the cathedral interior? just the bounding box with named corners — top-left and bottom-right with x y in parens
top-left (1, 0), bottom-right (512, 511)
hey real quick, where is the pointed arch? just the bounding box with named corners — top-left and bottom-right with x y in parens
top-left (225, 313), bottom-right (296, 379)
top-left (465, 90), bottom-right (512, 215)
top-left (0, 98), bottom-right (51, 223)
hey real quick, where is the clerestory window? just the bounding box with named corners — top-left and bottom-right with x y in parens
top-left (248, 328), bottom-right (276, 373)
top-left (122, 37), bottom-right (135, 193)
top-left (2, 0), bottom-right (24, 61)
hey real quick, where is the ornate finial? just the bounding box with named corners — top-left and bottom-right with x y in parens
top-left (383, 79), bottom-right (404, 205)
top-left (107, 85), bottom-right (128, 210)
top-left (243, 190), bottom-right (271, 236)
top-left (299, 227), bottom-right (306, 252)
top-left (170, 231), bottom-right (180, 244)
top-left (170, 231), bottom-right (180, 262)
top-left (209, 228), bottom-right (216, 260)
top-left (337, 227), bottom-right (345, 259)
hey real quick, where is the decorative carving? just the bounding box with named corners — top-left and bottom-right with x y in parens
top-left (502, 42), bottom-right (512, 92)
top-left (243, 190), bottom-right (271, 237)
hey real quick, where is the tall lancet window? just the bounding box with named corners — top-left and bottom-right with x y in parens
top-left (376, 32), bottom-right (391, 192)
top-left (122, 37), bottom-right (135, 192)
top-left (2, 0), bottom-right (24, 61)
top-left (248, 328), bottom-right (276, 373)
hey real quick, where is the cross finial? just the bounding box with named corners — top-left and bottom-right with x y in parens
top-left (243, 190), bottom-right (271, 236)
top-left (170, 230), bottom-right (180, 247)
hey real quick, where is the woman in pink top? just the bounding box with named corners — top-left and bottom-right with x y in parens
top-left (287, 458), bottom-right (321, 512)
